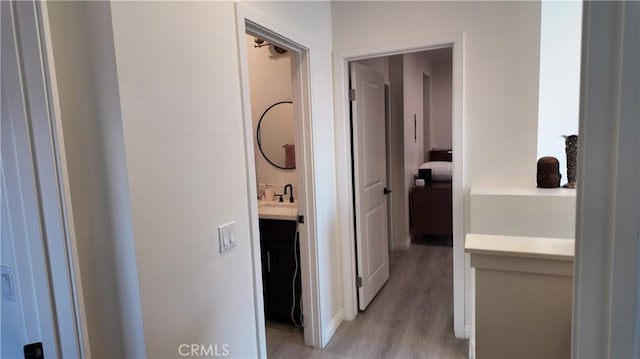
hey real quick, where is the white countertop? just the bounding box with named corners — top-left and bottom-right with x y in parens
top-left (257, 200), bottom-right (298, 221)
top-left (465, 233), bottom-right (574, 261)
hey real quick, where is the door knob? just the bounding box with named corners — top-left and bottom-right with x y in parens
top-left (384, 188), bottom-right (392, 195)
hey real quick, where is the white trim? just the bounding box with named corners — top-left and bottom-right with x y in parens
top-left (38, 3), bottom-right (91, 356)
top-left (470, 267), bottom-right (476, 359)
top-left (323, 308), bottom-right (344, 346)
top-left (572, 2), bottom-right (640, 358)
top-left (404, 236), bottom-right (411, 250)
top-left (333, 32), bottom-right (467, 338)
top-left (5, 1), bottom-right (87, 356)
top-left (234, 3), bottom-right (322, 353)
top-left (468, 335), bottom-right (476, 359)
top-left (333, 52), bottom-right (358, 321)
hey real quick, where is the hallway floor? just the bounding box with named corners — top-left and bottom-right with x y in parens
top-left (266, 244), bottom-right (468, 358)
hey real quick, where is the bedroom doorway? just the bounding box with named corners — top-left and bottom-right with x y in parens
top-left (337, 37), bottom-right (465, 339)
top-left (349, 46), bottom-right (455, 306)
top-left (349, 62), bottom-right (390, 311)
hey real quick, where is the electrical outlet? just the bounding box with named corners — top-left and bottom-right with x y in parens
top-left (218, 221), bottom-right (237, 255)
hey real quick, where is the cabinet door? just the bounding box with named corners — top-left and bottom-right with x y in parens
top-left (263, 239), bottom-right (302, 323)
top-left (259, 219), bottom-right (302, 324)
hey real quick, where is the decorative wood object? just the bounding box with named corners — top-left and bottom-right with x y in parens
top-left (537, 156), bottom-right (561, 188)
top-left (563, 135), bottom-right (578, 188)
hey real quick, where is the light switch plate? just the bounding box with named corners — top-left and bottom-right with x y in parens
top-left (218, 221), bottom-right (237, 255)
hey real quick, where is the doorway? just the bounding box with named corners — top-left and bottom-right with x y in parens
top-left (348, 46), bottom-right (454, 309)
top-left (234, 5), bottom-right (322, 354)
top-left (335, 35), bottom-right (466, 339)
top-left (245, 31), bottom-right (305, 350)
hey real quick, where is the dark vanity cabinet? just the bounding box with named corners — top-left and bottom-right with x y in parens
top-left (259, 219), bottom-right (302, 325)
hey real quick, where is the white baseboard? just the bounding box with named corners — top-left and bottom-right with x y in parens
top-left (322, 308), bottom-right (344, 348)
top-left (394, 236), bottom-right (411, 250)
top-left (469, 338), bottom-right (476, 359)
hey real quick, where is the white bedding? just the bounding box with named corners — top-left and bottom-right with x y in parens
top-left (417, 161), bottom-right (452, 182)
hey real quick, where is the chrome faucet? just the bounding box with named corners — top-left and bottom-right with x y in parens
top-left (284, 184), bottom-right (294, 203)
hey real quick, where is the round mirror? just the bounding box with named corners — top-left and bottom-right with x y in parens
top-left (257, 101), bottom-right (295, 169)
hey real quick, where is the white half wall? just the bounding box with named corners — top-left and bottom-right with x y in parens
top-left (470, 187), bottom-right (576, 239)
top-left (537, 0), bottom-right (582, 182)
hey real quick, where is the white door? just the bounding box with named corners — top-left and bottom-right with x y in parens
top-left (2, 2), bottom-right (83, 357)
top-left (350, 63), bottom-right (390, 310)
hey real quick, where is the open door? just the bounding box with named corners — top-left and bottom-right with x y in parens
top-left (2, 2), bottom-right (83, 357)
top-left (2, 3), bottom-right (60, 356)
top-left (350, 63), bottom-right (390, 310)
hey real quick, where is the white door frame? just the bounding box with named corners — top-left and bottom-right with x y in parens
top-left (572, 1), bottom-right (640, 357)
top-left (333, 33), bottom-right (467, 338)
top-left (234, 3), bottom-right (321, 355)
top-left (3, 1), bottom-right (89, 356)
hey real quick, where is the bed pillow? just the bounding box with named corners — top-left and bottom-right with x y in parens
top-left (417, 161), bottom-right (452, 182)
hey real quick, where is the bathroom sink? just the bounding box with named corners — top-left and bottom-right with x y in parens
top-left (258, 201), bottom-right (298, 221)
top-left (260, 201), bottom-right (296, 208)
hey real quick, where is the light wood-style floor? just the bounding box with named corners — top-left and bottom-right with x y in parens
top-left (266, 244), bottom-right (468, 358)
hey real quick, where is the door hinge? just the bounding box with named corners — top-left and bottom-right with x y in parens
top-left (356, 276), bottom-right (363, 287)
top-left (349, 89), bottom-right (356, 101)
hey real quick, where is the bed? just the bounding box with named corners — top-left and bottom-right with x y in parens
top-left (410, 149), bottom-right (453, 241)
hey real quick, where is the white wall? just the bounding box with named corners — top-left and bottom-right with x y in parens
top-left (246, 35), bottom-right (297, 194)
top-left (430, 61), bottom-right (453, 150)
top-left (402, 52), bottom-right (433, 247)
top-left (388, 56), bottom-right (407, 248)
top-left (354, 57), bottom-right (390, 84)
top-left (332, 0), bottom-right (541, 332)
top-left (333, 1), bottom-right (541, 188)
top-left (108, 2), bottom-right (260, 356)
top-left (537, 0), bottom-right (582, 182)
top-left (105, 1), bottom-right (337, 356)
top-left (46, 2), bottom-right (146, 357)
